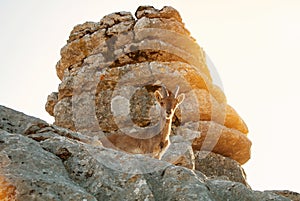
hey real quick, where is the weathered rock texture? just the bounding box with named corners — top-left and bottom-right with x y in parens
top-left (194, 151), bottom-right (249, 187)
top-left (45, 6), bottom-right (251, 166)
top-left (0, 105), bottom-right (293, 200)
top-left (270, 191), bottom-right (300, 201)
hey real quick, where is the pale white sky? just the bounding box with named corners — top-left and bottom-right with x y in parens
top-left (1, 0), bottom-right (300, 193)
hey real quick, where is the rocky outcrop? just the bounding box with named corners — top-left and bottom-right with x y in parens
top-left (194, 151), bottom-right (249, 187)
top-left (0, 5), bottom-right (298, 201)
top-left (271, 191), bottom-right (300, 201)
top-left (45, 5), bottom-right (251, 166)
top-left (0, 105), bottom-right (292, 200)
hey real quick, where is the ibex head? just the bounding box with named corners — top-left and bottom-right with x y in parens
top-left (154, 86), bottom-right (185, 120)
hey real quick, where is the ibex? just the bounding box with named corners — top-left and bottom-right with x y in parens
top-left (103, 86), bottom-right (185, 159)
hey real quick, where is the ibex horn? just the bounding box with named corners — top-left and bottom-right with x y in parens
top-left (174, 86), bottom-right (180, 98)
top-left (161, 85), bottom-right (169, 97)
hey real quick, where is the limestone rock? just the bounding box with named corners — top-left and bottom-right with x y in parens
top-left (53, 97), bottom-right (74, 130)
top-left (0, 130), bottom-right (97, 201)
top-left (135, 6), bottom-right (183, 22)
top-left (0, 175), bottom-right (16, 201)
top-left (0, 105), bottom-right (48, 135)
top-left (45, 92), bottom-right (58, 116)
top-left (207, 180), bottom-right (290, 201)
top-left (225, 105), bottom-right (248, 134)
top-left (0, 105), bottom-right (294, 200)
top-left (162, 136), bottom-right (196, 170)
top-left (192, 121), bottom-right (251, 164)
top-left (193, 89), bottom-right (248, 134)
top-left (271, 191), bottom-right (300, 201)
top-left (68, 22), bottom-right (101, 42)
top-left (195, 151), bottom-right (249, 187)
top-left (46, 6), bottom-right (251, 166)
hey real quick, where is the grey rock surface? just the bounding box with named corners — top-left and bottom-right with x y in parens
top-left (195, 151), bottom-right (249, 187)
top-left (207, 180), bottom-right (291, 201)
top-left (0, 130), bottom-right (96, 201)
top-left (0, 105), bottom-right (293, 201)
top-left (270, 191), bottom-right (300, 201)
top-left (0, 105), bottom-right (48, 135)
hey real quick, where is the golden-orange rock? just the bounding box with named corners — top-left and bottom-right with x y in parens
top-left (192, 89), bottom-right (248, 134)
top-left (0, 176), bottom-right (16, 201)
top-left (192, 121), bottom-right (251, 164)
top-left (211, 85), bottom-right (227, 104)
top-left (225, 105), bottom-right (248, 134)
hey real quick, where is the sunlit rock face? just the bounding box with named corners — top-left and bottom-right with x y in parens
top-left (46, 6), bottom-right (250, 165)
top-left (2, 6), bottom-right (298, 201)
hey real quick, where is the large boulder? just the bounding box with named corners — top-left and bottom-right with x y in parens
top-left (45, 5), bottom-right (251, 165)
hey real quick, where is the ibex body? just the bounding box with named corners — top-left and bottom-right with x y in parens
top-left (103, 86), bottom-right (185, 159)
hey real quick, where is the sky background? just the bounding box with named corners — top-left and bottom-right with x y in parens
top-left (1, 0), bottom-right (300, 193)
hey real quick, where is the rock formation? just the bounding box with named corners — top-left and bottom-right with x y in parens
top-left (45, 5), bottom-right (250, 167)
top-left (1, 5), bottom-right (299, 201)
top-left (0, 105), bottom-right (294, 200)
